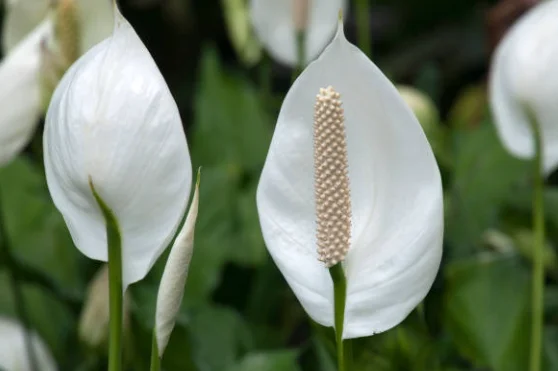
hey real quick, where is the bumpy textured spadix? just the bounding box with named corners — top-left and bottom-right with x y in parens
top-left (489, 0), bottom-right (558, 173)
top-left (249, 0), bottom-right (347, 66)
top-left (43, 8), bottom-right (192, 286)
top-left (257, 21), bottom-right (443, 339)
top-left (0, 316), bottom-right (57, 371)
top-left (313, 86), bottom-right (351, 267)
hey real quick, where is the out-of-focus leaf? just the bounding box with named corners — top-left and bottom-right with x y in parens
top-left (188, 305), bottom-right (252, 371)
top-left (446, 121), bottom-right (530, 257)
top-left (226, 350), bottom-right (301, 371)
top-left (444, 253), bottom-right (530, 371)
top-left (191, 47), bottom-right (272, 172)
top-left (0, 158), bottom-right (84, 292)
top-left (544, 325), bottom-right (558, 371)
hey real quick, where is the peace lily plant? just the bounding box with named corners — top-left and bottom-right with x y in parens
top-left (250, 0), bottom-right (347, 68)
top-left (489, 1), bottom-right (558, 369)
top-left (43, 3), bottom-right (198, 370)
top-left (257, 17), bottom-right (443, 370)
top-left (0, 0), bottom-right (113, 167)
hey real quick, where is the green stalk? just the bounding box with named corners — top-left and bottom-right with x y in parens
top-left (90, 180), bottom-right (123, 371)
top-left (528, 113), bottom-right (545, 371)
top-left (292, 30), bottom-right (305, 83)
top-left (356, 0), bottom-right (371, 58)
top-left (150, 333), bottom-right (160, 371)
top-left (329, 263), bottom-right (349, 371)
top-left (0, 188), bottom-right (39, 371)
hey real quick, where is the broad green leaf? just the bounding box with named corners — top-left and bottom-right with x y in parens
top-left (446, 121), bottom-right (530, 257)
top-left (0, 158), bottom-right (84, 292)
top-left (444, 254), bottom-right (530, 371)
top-left (227, 350), bottom-right (301, 371)
top-left (188, 305), bottom-right (252, 371)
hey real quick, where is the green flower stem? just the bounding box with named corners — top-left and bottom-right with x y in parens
top-left (90, 181), bottom-right (123, 371)
top-left (528, 113), bottom-right (545, 371)
top-left (0, 188), bottom-right (39, 371)
top-left (329, 263), bottom-right (349, 371)
top-left (356, 0), bottom-right (371, 58)
top-left (150, 333), bottom-right (160, 371)
top-left (292, 30), bottom-right (305, 82)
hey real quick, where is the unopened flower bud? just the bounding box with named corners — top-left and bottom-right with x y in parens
top-left (156, 172), bottom-right (200, 357)
top-left (78, 265), bottom-right (130, 349)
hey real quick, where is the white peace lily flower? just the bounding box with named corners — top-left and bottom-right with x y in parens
top-left (489, 0), bottom-right (558, 174)
top-left (0, 316), bottom-right (57, 371)
top-left (0, 0), bottom-right (114, 167)
top-left (256, 21), bottom-right (444, 338)
top-left (0, 19), bottom-right (52, 166)
top-left (156, 173), bottom-right (200, 357)
top-left (43, 7), bottom-right (192, 286)
top-left (249, 0), bottom-right (347, 66)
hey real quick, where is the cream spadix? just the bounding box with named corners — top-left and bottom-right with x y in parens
top-left (489, 0), bottom-right (558, 173)
top-left (256, 21), bottom-right (443, 339)
top-left (249, 0), bottom-right (347, 66)
top-left (43, 7), bottom-right (192, 286)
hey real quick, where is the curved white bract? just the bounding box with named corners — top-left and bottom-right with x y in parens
top-left (257, 22), bottom-right (443, 339)
top-left (249, 0), bottom-right (347, 66)
top-left (489, 0), bottom-right (558, 174)
top-left (0, 316), bottom-right (58, 371)
top-left (43, 8), bottom-right (192, 286)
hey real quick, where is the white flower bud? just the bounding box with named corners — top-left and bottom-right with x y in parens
top-left (78, 265), bottom-right (130, 349)
top-left (0, 316), bottom-right (57, 371)
top-left (155, 173), bottom-right (200, 357)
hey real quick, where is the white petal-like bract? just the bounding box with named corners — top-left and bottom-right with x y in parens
top-left (44, 9), bottom-right (192, 286)
top-left (250, 0), bottom-right (347, 66)
top-left (0, 20), bottom-right (52, 167)
top-left (256, 22), bottom-right (443, 338)
top-left (489, 0), bottom-right (558, 173)
top-left (0, 316), bottom-right (58, 371)
top-left (1, 0), bottom-right (49, 52)
top-left (156, 173), bottom-right (200, 357)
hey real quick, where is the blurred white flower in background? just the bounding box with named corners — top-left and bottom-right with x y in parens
top-left (43, 7), bottom-right (192, 287)
top-left (0, 316), bottom-right (57, 371)
top-left (489, 0), bottom-right (558, 173)
top-left (249, 0), bottom-right (347, 66)
top-left (256, 21), bottom-right (443, 338)
top-left (0, 0), bottom-right (114, 167)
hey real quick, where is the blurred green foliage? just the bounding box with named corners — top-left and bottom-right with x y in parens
top-left (1, 0), bottom-right (558, 370)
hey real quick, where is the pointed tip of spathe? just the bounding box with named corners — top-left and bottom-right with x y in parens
top-left (335, 9), bottom-right (346, 40)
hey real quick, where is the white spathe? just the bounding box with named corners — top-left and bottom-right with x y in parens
top-left (0, 316), bottom-right (58, 371)
top-left (0, 0), bottom-right (114, 167)
top-left (43, 8), bottom-right (192, 286)
top-left (0, 20), bottom-right (51, 167)
top-left (256, 22), bottom-right (443, 339)
top-left (249, 0), bottom-right (347, 66)
top-left (489, 0), bottom-right (558, 174)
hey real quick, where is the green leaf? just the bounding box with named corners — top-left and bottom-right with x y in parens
top-left (0, 158), bottom-right (84, 293)
top-left (188, 305), bottom-right (252, 371)
top-left (443, 254), bottom-right (530, 371)
top-left (226, 350), bottom-right (301, 371)
top-left (446, 121), bottom-right (530, 257)
top-left (191, 47), bottom-right (272, 172)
